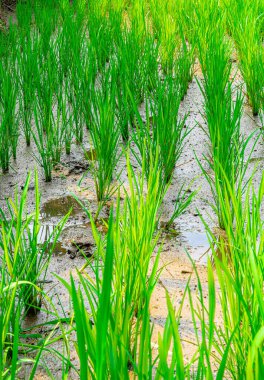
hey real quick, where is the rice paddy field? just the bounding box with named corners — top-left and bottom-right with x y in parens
top-left (0, 0), bottom-right (263, 378)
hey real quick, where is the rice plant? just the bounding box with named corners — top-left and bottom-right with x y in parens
top-left (174, 34), bottom-right (195, 100)
top-left (151, 77), bottom-right (189, 185)
top-left (197, 172), bottom-right (264, 379)
top-left (57, 159), bottom-right (164, 377)
top-left (131, 77), bottom-right (189, 188)
top-left (197, 6), bottom-right (251, 229)
top-left (89, 68), bottom-right (121, 202)
top-left (0, 171), bottom-right (68, 315)
top-left (227, 0), bottom-right (264, 115)
top-left (0, 57), bottom-right (18, 171)
top-left (17, 30), bottom-right (38, 146)
top-left (0, 274), bottom-right (23, 378)
top-left (88, 2), bottom-right (113, 70)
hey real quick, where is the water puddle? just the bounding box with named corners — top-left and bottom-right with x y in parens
top-left (40, 195), bottom-right (83, 219)
top-left (182, 231), bottom-right (210, 263)
top-left (32, 196), bottom-right (109, 256)
top-left (24, 195), bottom-right (90, 255)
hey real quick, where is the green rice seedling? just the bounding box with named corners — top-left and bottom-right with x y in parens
top-left (151, 77), bottom-right (189, 185)
top-left (131, 78), bottom-right (189, 188)
top-left (57, 158), bottom-right (203, 378)
top-left (0, 21), bottom-right (19, 162)
top-left (34, 44), bottom-right (65, 167)
top-left (128, 0), bottom-right (148, 39)
top-left (117, 25), bottom-right (148, 109)
top-left (116, 81), bottom-right (133, 143)
top-left (16, 0), bottom-right (32, 34)
top-left (88, 4), bottom-right (113, 71)
top-left (118, 156), bottom-right (164, 315)
top-left (227, 0), bottom-right (263, 115)
top-left (116, 75), bottom-right (139, 144)
top-left (32, 105), bottom-right (53, 182)
top-left (57, 81), bottom-right (73, 155)
top-left (0, 275), bottom-right (23, 379)
top-left (79, 43), bottom-right (97, 131)
top-left (107, 4), bottom-right (123, 46)
top-left (129, 102), bottom-right (157, 185)
top-left (149, 0), bottom-right (178, 74)
top-left (164, 183), bottom-right (198, 230)
top-left (33, 94), bottom-right (66, 181)
top-left (0, 61), bottom-right (18, 171)
top-left (198, 173), bottom-right (264, 379)
top-left (89, 69), bottom-right (121, 202)
top-left (57, 158), bottom-right (165, 377)
top-left (116, 32), bottom-right (159, 143)
top-left (59, 2), bottom-right (87, 141)
top-left (174, 0), bottom-right (197, 45)
top-left (199, 88), bottom-right (249, 229)
top-left (187, 254), bottom-right (237, 380)
top-left (69, 64), bottom-right (85, 144)
top-left (0, 260), bottom-right (69, 378)
top-left (154, 292), bottom-right (187, 380)
top-left (50, 102), bottom-right (66, 166)
top-left (197, 9), bottom-right (250, 228)
top-left (33, 0), bottom-right (59, 60)
top-left (17, 31), bottom-right (38, 146)
top-left (0, 171), bottom-right (69, 315)
top-left (58, 243), bottom-right (190, 378)
top-left (56, 7), bottom-right (73, 83)
top-left (142, 34), bottom-right (160, 94)
top-left (35, 47), bottom-right (58, 134)
top-left (174, 34), bottom-right (195, 100)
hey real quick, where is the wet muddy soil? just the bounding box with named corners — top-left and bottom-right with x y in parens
top-left (0, 74), bottom-right (263, 378)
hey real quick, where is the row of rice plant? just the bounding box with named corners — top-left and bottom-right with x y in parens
top-left (0, 0), bottom-right (194, 183)
top-left (195, 2), bottom-right (250, 231)
top-left (225, 0), bottom-right (263, 116)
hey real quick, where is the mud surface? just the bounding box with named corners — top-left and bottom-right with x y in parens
top-left (0, 72), bottom-right (263, 377)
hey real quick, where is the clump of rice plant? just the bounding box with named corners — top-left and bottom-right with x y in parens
top-left (150, 0), bottom-right (178, 74)
top-left (0, 58), bottom-right (18, 172)
top-left (0, 273), bottom-right (23, 378)
top-left (89, 68), bottom-right (121, 202)
top-left (17, 30), bottom-right (38, 146)
top-left (116, 31), bottom-right (159, 143)
top-left (151, 77), bottom-right (189, 184)
top-left (196, 173), bottom-right (264, 379)
top-left (57, 80), bottom-right (73, 155)
top-left (132, 77), bottom-right (189, 189)
top-left (88, 2), bottom-right (113, 70)
top-left (58, 157), bottom-right (165, 377)
top-left (227, 0), bottom-right (264, 115)
top-left (35, 47), bottom-right (57, 134)
top-left (33, 50), bottom-right (66, 181)
top-left (58, 2), bottom-right (87, 143)
top-left (0, 171), bottom-right (68, 315)
top-left (33, 0), bottom-right (59, 60)
top-left (174, 34), bottom-right (195, 100)
top-left (197, 7), bottom-right (250, 229)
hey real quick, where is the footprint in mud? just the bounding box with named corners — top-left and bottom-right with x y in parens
top-left (60, 224), bottom-right (95, 259)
